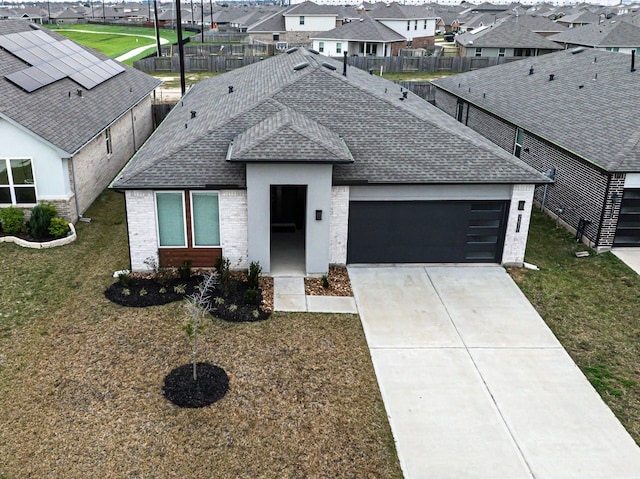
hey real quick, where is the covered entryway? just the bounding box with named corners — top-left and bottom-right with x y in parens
top-left (270, 185), bottom-right (306, 275)
top-left (614, 189), bottom-right (640, 246)
top-left (347, 200), bottom-right (508, 263)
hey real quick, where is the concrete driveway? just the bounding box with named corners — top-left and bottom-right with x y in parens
top-left (349, 265), bottom-right (640, 479)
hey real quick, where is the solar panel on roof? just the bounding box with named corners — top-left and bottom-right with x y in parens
top-left (1, 29), bottom-right (125, 92)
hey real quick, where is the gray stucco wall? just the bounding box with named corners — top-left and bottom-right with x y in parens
top-left (246, 163), bottom-right (332, 274)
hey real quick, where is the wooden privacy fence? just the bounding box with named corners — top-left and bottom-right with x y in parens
top-left (135, 53), bottom-right (524, 74)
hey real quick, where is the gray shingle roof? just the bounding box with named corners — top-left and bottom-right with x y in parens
top-left (456, 20), bottom-right (564, 49)
top-left (113, 49), bottom-right (547, 190)
top-left (228, 106), bottom-right (352, 163)
top-left (432, 48), bottom-right (640, 172)
top-left (311, 14), bottom-right (405, 42)
top-left (549, 18), bottom-right (640, 48)
top-left (285, 1), bottom-right (339, 16)
top-left (0, 20), bottom-right (160, 156)
top-left (247, 10), bottom-right (285, 32)
top-left (555, 10), bottom-right (600, 25)
top-left (369, 3), bottom-right (435, 20)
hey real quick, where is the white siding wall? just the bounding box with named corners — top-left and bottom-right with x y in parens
top-left (329, 185), bottom-right (349, 264)
top-left (219, 189), bottom-right (249, 270)
top-left (502, 184), bottom-right (535, 265)
top-left (378, 18), bottom-right (436, 40)
top-left (125, 189), bottom-right (159, 272)
top-left (312, 39), bottom-right (346, 56)
top-left (285, 14), bottom-right (336, 32)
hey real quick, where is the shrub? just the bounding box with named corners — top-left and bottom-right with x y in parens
top-left (178, 260), bottom-right (192, 280)
top-left (118, 272), bottom-right (131, 286)
top-left (139, 288), bottom-right (148, 296)
top-left (173, 284), bottom-right (186, 295)
top-left (29, 204), bottom-right (54, 240)
top-left (322, 274), bottom-right (330, 289)
top-left (216, 256), bottom-right (231, 290)
top-left (40, 202), bottom-right (58, 219)
top-left (243, 287), bottom-right (260, 305)
top-left (0, 207), bottom-right (25, 235)
top-left (48, 217), bottom-right (69, 238)
top-left (247, 261), bottom-right (262, 289)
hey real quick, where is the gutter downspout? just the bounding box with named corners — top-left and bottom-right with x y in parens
top-left (130, 109), bottom-right (137, 151)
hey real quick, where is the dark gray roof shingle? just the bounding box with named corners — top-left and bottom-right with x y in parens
top-left (0, 20), bottom-right (160, 155)
top-left (456, 20), bottom-right (564, 49)
top-left (112, 48), bottom-right (548, 189)
top-left (433, 48), bottom-right (640, 172)
top-left (311, 14), bottom-right (405, 42)
top-left (549, 18), bottom-right (640, 48)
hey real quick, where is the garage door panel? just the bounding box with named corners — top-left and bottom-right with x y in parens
top-left (615, 189), bottom-right (640, 246)
top-left (347, 200), bottom-right (507, 264)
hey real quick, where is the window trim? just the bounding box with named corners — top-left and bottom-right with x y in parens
top-left (105, 126), bottom-right (112, 155)
top-left (189, 191), bottom-right (221, 248)
top-left (318, 41), bottom-right (324, 53)
top-left (154, 191), bottom-right (188, 248)
top-left (0, 157), bottom-right (37, 206)
top-left (514, 127), bottom-right (524, 158)
top-left (336, 42), bottom-right (342, 54)
top-left (299, 15), bottom-right (304, 25)
top-left (498, 47), bottom-right (506, 57)
top-left (474, 47), bottom-right (482, 57)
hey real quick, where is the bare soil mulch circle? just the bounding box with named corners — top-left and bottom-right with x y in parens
top-left (163, 362), bottom-right (229, 408)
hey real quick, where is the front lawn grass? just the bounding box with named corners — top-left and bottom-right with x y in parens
top-left (509, 211), bottom-right (640, 444)
top-left (0, 190), bottom-right (401, 478)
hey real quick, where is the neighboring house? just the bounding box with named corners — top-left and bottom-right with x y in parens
top-left (249, 2), bottom-right (341, 46)
top-left (455, 19), bottom-right (563, 57)
top-left (432, 49), bottom-right (640, 251)
top-left (311, 13), bottom-right (406, 56)
top-left (111, 48), bottom-right (548, 275)
top-left (49, 8), bottom-right (86, 25)
top-left (368, 3), bottom-right (438, 49)
top-left (555, 10), bottom-right (600, 28)
top-left (549, 18), bottom-right (640, 54)
top-left (506, 14), bottom-right (568, 37)
top-left (0, 20), bottom-right (160, 223)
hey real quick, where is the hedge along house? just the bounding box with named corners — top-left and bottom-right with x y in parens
top-left (0, 20), bottom-right (160, 223)
top-left (111, 48), bottom-right (549, 275)
top-left (432, 48), bottom-right (640, 251)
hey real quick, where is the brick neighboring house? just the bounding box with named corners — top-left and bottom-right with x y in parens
top-left (432, 48), bottom-right (640, 251)
top-left (111, 48), bottom-right (548, 275)
top-left (0, 20), bottom-right (160, 223)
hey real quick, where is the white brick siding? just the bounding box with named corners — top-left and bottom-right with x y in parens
top-left (329, 185), bottom-right (349, 265)
top-left (219, 189), bottom-right (248, 270)
top-left (502, 184), bottom-right (534, 265)
top-left (125, 190), bottom-right (158, 272)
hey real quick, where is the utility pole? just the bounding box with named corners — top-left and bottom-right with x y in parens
top-left (175, 0), bottom-right (186, 96)
top-left (201, 0), bottom-right (204, 41)
top-left (153, 0), bottom-right (161, 56)
top-left (209, 0), bottom-right (213, 28)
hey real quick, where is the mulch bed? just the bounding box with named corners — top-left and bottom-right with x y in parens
top-left (0, 230), bottom-right (61, 242)
top-left (104, 276), bottom-right (202, 307)
top-left (163, 362), bottom-right (230, 408)
top-left (104, 272), bottom-right (272, 322)
top-left (305, 266), bottom-right (353, 296)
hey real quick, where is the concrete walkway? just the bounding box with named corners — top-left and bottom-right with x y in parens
top-left (612, 247), bottom-right (640, 276)
top-left (273, 277), bottom-right (357, 313)
top-left (349, 265), bottom-right (640, 479)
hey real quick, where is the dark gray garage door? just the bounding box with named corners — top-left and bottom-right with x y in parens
top-left (347, 200), bottom-right (508, 263)
top-left (614, 189), bottom-right (640, 246)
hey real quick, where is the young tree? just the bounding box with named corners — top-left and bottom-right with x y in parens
top-left (183, 272), bottom-right (217, 381)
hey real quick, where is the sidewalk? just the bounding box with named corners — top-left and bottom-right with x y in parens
top-left (273, 277), bottom-right (357, 314)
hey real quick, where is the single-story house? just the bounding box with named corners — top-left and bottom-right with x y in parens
top-left (0, 20), bottom-right (160, 222)
top-left (432, 48), bottom-right (640, 251)
top-left (455, 20), bottom-right (563, 57)
top-left (111, 48), bottom-right (549, 275)
top-left (549, 18), bottom-right (640, 54)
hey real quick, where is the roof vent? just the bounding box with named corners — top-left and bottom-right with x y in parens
top-left (77, 89), bottom-right (82, 97)
top-left (293, 62), bottom-right (310, 71)
top-left (579, 85), bottom-right (584, 89)
top-left (322, 62), bottom-right (336, 71)
top-left (191, 110), bottom-right (196, 119)
top-left (228, 85), bottom-right (234, 94)
top-left (529, 67), bottom-right (534, 75)
top-left (632, 50), bottom-right (636, 72)
top-left (308, 48), bottom-right (319, 55)
top-left (286, 47), bottom-right (298, 54)
top-left (549, 74), bottom-right (554, 81)
top-left (571, 47), bottom-right (585, 54)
